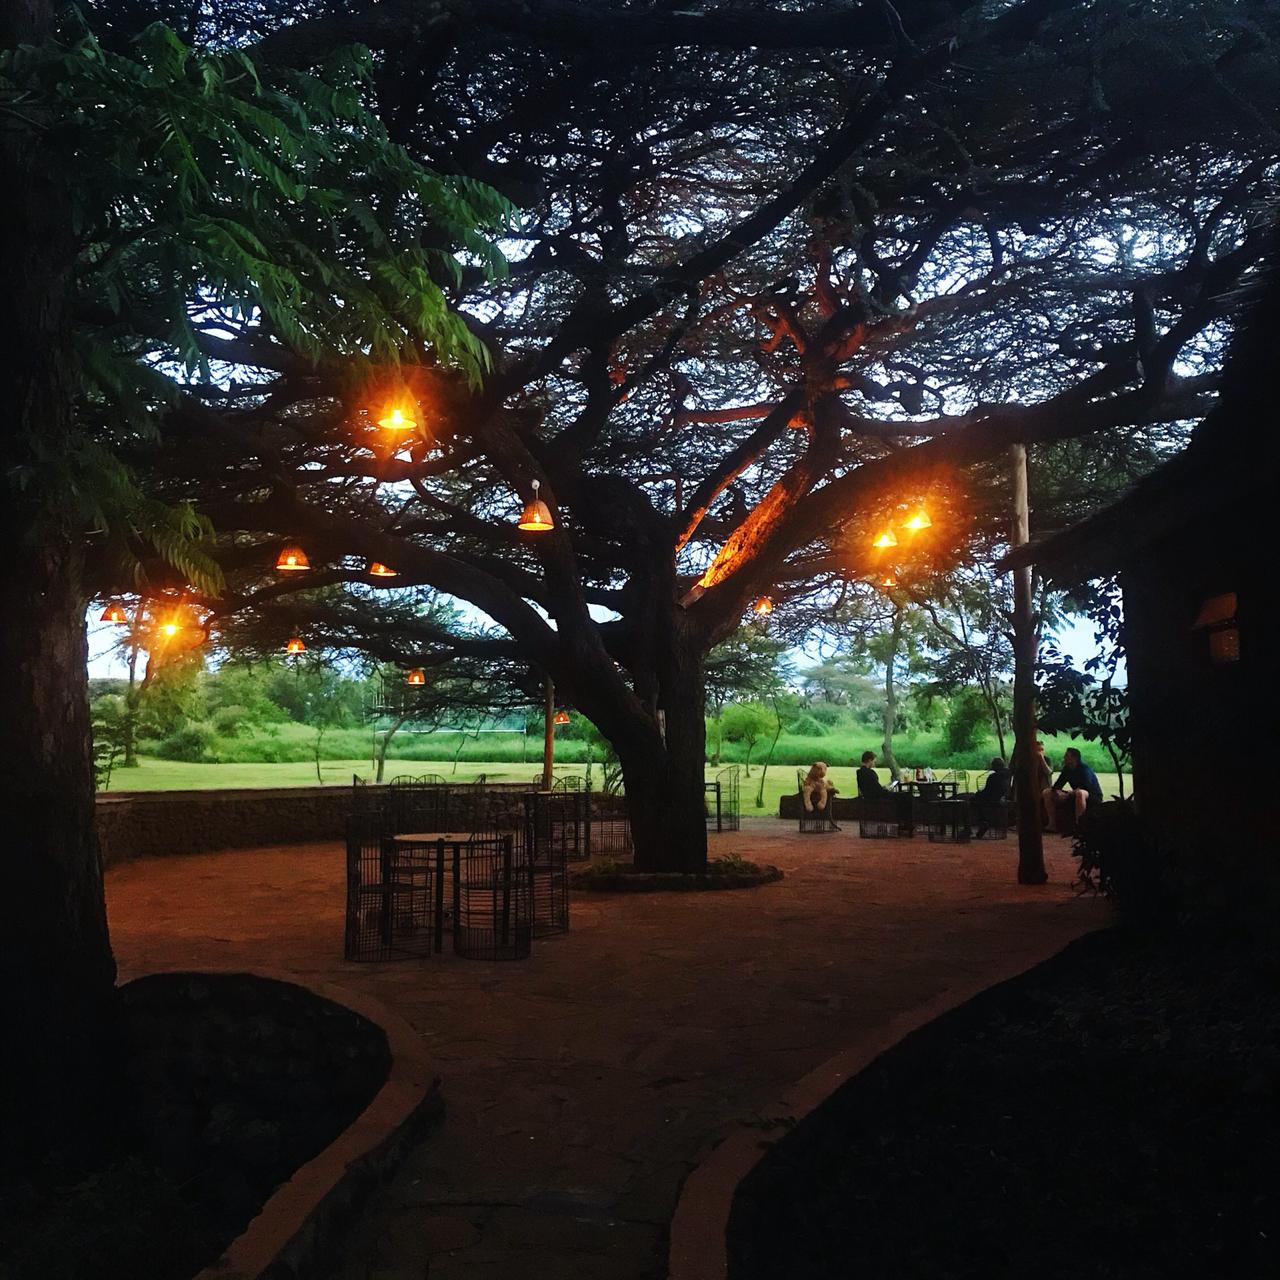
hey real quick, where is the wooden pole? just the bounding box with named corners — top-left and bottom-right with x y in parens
top-left (1010, 443), bottom-right (1047, 884)
top-left (542, 677), bottom-right (555, 790)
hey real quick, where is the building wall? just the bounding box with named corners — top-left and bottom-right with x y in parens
top-left (1122, 522), bottom-right (1274, 908)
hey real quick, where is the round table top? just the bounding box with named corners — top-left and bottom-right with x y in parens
top-left (390, 831), bottom-right (474, 844)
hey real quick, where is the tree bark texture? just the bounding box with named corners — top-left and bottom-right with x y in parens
top-left (613, 627), bottom-right (709, 873)
top-left (0, 0), bottom-right (122, 1164)
top-left (542, 676), bottom-right (555, 790)
top-left (1009, 444), bottom-right (1047, 884)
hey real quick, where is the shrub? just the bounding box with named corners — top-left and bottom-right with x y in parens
top-left (1072, 800), bottom-right (1172, 930)
top-left (944, 688), bottom-right (990, 753)
top-left (805, 703), bottom-right (848, 728)
top-left (787, 713), bottom-right (828, 738)
top-left (155, 722), bottom-right (216, 762)
top-left (210, 705), bottom-right (251, 737)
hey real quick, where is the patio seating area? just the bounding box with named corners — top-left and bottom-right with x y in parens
top-left (105, 817), bottom-right (1103, 1280)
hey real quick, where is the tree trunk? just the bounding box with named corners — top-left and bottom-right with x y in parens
top-left (1009, 444), bottom-right (1047, 884)
top-left (881, 606), bottom-right (903, 781)
top-left (0, 0), bottom-right (123, 1166)
top-left (542, 677), bottom-right (555, 789)
top-left (374, 711), bottom-right (409, 781)
top-left (122, 656), bottom-right (140, 768)
top-left (616, 635), bottom-right (709, 873)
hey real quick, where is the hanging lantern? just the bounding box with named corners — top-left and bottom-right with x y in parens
top-left (517, 479), bottom-right (554, 532)
top-left (161, 621), bottom-right (180, 638)
top-left (285, 636), bottom-right (306, 655)
top-left (872, 527), bottom-right (898, 549)
top-left (368, 561), bottom-right (398, 578)
top-left (406, 668), bottom-right (426, 686)
top-left (553, 709), bottom-right (571, 726)
top-left (376, 404), bottom-right (418, 432)
top-left (100, 602), bottom-right (128, 624)
top-left (879, 572), bottom-right (897, 590)
top-left (276, 544), bottom-right (310, 572)
top-left (753, 595), bottom-right (774, 616)
top-left (902, 507), bottom-right (932, 533)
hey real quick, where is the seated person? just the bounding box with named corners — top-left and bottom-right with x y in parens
top-left (1042, 746), bottom-right (1103, 832)
top-left (801, 761), bottom-right (838, 813)
top-left (962, 757), bottom-right (1010, 836)
top-left (856, 751), bottom-right (890, 798)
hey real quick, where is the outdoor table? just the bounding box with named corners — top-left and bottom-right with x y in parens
top-left (899, 780), bottom-right (959, 799)
top-left (386, 831), bottom-right (473, 954)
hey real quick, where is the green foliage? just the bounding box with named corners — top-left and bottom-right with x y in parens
top-left (155, 721), bottom-right (215, 762)
top-left (944, 688), bottom-right (991, 754)
top-left (90, 693), bottom-right (128, 788)
top-left (1, 14), bottom-right (509, 583)
top-left (720, 702), bottom-right (776, 774)
top-left (786, 712), bottom-right (828, 738)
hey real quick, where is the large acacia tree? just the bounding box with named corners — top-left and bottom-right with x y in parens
top-left (122, 0), bottom-right (1280, 871)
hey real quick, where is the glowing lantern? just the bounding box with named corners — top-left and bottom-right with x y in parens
top-left (276, 544), bottom-right (310, 572)
top-left (902, 508), bottom-right (932, 533)
top-left (753, 596), bottom-right (774, 616)
top-left (368, 561), bottom-right (398, 578)
top-left (872, 527), bottom-right (898, 549)
top-left (406, 668), bottom-right (426, 686)
top-left (100, 602), bottom-right (128, 624)
top-left (879, 573), bottom-right (897, 590)
top-left (161, 622), bottom-right (180, 638)
top-left (517, 479), bottom-right (554, 532)
top-left (553, 710), bottom-right (571, 726)
top-left (376, 404), bottom-right (418, 432)
top-left (285, 636), bottom-right (306, 655)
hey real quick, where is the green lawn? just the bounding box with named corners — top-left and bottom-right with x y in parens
top-left (104, 757), bottom-right (1125, 813)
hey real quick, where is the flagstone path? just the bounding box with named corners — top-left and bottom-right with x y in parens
top-left (106, 819), bottom-right (1105, 1280)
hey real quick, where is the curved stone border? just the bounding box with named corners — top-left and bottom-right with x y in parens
top-left (165, 965), bottom-right (441, 1280)
top-left (571, 866), bottom-right (784, 893)
top-left (667, 950), bottom-right (1075, 1280)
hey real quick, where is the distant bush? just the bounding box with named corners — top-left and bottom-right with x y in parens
top-left (944, 688), bottom-right (990, 753)
top-left (787, 713), bottom-right (828, 738)
top-left (210, 705), bottom-right (252, 738)
top-left (155, 723), bottom-right (216, 762)
top-left (805, 704), bottom-right (848, 728)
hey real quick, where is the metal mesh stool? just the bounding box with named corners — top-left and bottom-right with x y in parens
top-left (858, 795), bottom-right (905, 838)
top-left (453, 834), bottom-right (532, 960)
top-left (923, 799), bottom-right (972, 843)
top-left (344, 815), bottom-right (439, 961)
top-left (524, 792), bottom-right (571, 936)
top-left (971, 800), bottom-right (1010, 840)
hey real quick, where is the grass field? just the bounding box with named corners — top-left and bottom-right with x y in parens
top-left (104, 757), bottom-right (1126, 813)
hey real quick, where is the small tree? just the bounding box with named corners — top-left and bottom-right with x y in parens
top-left (721, 702), bottom-right (775, 776)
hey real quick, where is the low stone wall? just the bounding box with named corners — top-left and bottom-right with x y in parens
top-left (96, 785), bottom-right (376, 868)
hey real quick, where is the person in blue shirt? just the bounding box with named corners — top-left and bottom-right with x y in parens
top-left (1042, 747), bottom-right (1103, 832)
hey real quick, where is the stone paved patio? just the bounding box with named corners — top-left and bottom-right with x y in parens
top-left (105, 818), bottom-right (1106, 1280)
